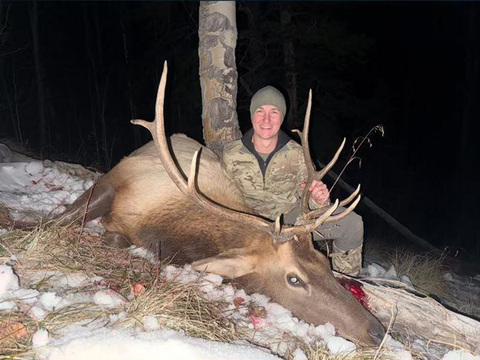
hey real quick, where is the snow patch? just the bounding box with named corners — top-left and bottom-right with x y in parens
top-left (40, 292), bottom-right (63, 311)
top-left (1, 145), bottom-right (479, 360)
top-left (39, 327), bottom-right (281, 360)
top-left (93, 289), bottom-right (126, 308)
top-left (0, 265), bottom-right (20, 294)
top-left (143, 316), bottom-right (160, 331)
top-left (32, 329), bottom-right (50, 348)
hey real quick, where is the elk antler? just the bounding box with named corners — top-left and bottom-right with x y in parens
top-left (132, 61), bottom-right (360, 242)
top-left (131, 62), bottom-right (275, 235)
top-left (292, 90), bottom-right (362, 223)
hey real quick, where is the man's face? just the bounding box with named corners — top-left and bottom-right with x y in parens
top-left (251, 105), bottom-right (283, 141)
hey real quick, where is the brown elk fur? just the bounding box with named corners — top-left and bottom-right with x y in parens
top-left (100, 136), bottom-right (255, 258)
top-left (59, 133), bottom-right (386, 346)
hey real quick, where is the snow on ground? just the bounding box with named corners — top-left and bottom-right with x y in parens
top-left (0, 258), bottom-right (409, 360)
top-left (36, 327), bottom-right (281, 360)
top-left (1, 147), bottom-right (479, 360)
top-left (0, 155), bottom-right (100, 222)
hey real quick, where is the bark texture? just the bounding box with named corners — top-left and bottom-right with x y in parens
top-left (198, 1), bottom-right (241, 156)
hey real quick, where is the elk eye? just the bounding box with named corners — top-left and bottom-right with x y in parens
top-left (287, 274), bottom-right (304, 287)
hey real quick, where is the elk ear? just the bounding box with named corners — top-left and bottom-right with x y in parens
top-left (191, 249), bottom-right (255, 278)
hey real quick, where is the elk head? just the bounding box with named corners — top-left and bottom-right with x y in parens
top-left (132, 61), bottom-right (385, 346)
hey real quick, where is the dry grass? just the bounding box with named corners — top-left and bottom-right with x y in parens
top-left (363, 233), bottom-right (448, 298)
top-left (303, 348), bottom-right (392, 360)
top-left (453, 293), bottom-right (480, 318)
top-left (1, 221), bottom-right (156, 292)
top-left (0, 310), bottom-right (36, 359)
top-left (0, 204), bottom-right (13, 230)
top-left (295, 339), bottom-right (422, 360)
top-left (0, 221), bottom-right (434, 360)
top-left (385, 248), bottom-right (448, 298)
top-left (119, 281), bottom-right (235, 342)
top-left (0, 221), bottom-right (235, 358)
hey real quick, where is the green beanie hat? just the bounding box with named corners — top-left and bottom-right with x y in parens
top-left (250, 86), bottom-right (287, 121)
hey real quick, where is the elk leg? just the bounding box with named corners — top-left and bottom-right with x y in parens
top-left (56, 182), bottom-right (116, 224)
top-left (104, 231), bottom-right (131, 248)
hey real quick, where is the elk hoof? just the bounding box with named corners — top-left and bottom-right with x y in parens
top-left (104, 231), bottom-right (131, 248)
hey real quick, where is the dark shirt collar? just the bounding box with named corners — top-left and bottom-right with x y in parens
top-left (241, 128), bottom-right (291, 155)
top-left (241, 128), bottom-right (292, 176)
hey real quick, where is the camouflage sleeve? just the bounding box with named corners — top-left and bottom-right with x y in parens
top-left (297, 153), bottom-right (308, 188)
top-left (295, 147), bottom-right (320, 210)
top-left (221, 143), bottom-right (236, 183)
top-left (296, 151), bottom-right (308, 197)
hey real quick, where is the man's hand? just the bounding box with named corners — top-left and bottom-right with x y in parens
top-left (300, 180), bottom-right (330, 206)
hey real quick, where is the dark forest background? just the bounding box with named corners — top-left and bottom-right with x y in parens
top-left (0, 2), bottom-right (478, 258)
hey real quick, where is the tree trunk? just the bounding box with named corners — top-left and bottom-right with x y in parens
top-left (198, 1), bottom-right (241, 156)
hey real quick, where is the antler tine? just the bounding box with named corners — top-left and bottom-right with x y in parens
top-left (133, 62), bottom-right (362, 244)
top-left (304, 184), bottom-right (361, 220)
top-left (315, 137), bottom-right (346, 182)
top-left (281, 194), bottom-right (361, 238)
top-left (186, 149), bottom-right (275, 232)
top-left (131, 61), bottom-right (189, 197)
top-left (292, 89), bottom-right (315, 214)
top-left (286, 89), bottom-right (362, 238)
top-left (133, 61), bottom-right (275, 235)
top-left (298, 136), bottom-right (346, 221)
top-left (322, 194), bottom-right (361, 224)
top-left (338, 184), bottom-right (361, 208)
top-left (292, 90), bottom-right (346, 215)
top-left (281, 199), bottom-right (340, 237)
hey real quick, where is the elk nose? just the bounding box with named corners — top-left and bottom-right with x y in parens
top-left (369, 321), bottom-right (386, 345)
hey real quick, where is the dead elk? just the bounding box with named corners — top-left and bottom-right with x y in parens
top-left (58, 62), bottom-right (385, 346)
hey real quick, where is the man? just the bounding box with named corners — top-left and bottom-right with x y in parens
top-left (221, 86), bottom-right (363, 276)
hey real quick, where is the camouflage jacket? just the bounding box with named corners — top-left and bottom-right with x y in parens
top-left (222, 129), bottom-right (308, 220)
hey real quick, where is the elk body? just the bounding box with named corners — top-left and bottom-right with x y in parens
top-left (59, 62), bottom-right (385, 346)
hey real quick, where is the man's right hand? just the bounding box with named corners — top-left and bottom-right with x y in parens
top-left (300, 180), bottom-right (330, 206)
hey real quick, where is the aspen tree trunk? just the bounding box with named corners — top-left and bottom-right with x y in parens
top-left (198, 1), bottom-right (241, 156)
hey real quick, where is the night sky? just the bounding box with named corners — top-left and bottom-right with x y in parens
top-left (0, 2), bottom-right (478, 257)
